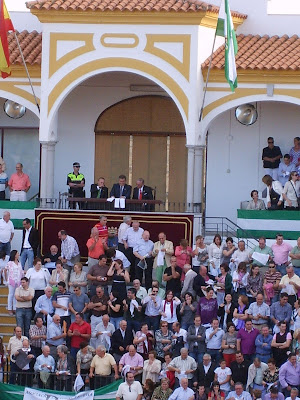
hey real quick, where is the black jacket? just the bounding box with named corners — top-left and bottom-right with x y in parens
top-left (21, 226), bottom-right (39, 256)
top-left (90, 184), bottom-right (108, 199)
top-left (110, 184), bottom-right (132, 199)
top-left (132, 186), bottom-right (153, 201)
top-left (111, 328), bottom-right (134, 356)
top-left (197, 362), bottom-right (216, 389)
top-left (230, 360), bottom-right (250, 386)
top-left (217, 303), bottom-right (235, 329)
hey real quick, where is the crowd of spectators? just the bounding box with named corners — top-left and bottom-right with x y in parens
top-left (0, 212), bottom-right (299, 400)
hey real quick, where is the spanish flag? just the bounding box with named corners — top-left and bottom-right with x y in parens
top-left (0, 0), bottom-right (14, 79)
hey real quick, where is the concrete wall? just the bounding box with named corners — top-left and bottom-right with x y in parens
top-left (206, 101), bottom-right (300, 222)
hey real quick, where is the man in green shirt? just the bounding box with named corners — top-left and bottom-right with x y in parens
top-left (289, 237), bottom-right (300, 277)
top-left (250, 237), bottom-right (274, 272)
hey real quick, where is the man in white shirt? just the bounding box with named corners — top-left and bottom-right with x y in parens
top-left (168, 348), bottom-right (197, 388)
top-left (232, 241), bottom-right (250, 264)
top-left (133, 279), bottom-right (147, 300)
top-left (92, 314), bottom-right (115, 350)
top-left (0, 211), bottom-right (14, 256)
top-left (181, 264), bottom-right (197, 297)
top-left (226, 382), bottom-right (252, 400)
top-left (279, 265), bottom-right (300, 305)
top-left (205, 318), bottom-right (225, 364)
top-left (123, 221), bottom-right (144, 280)
top-left (168, 377), bottom-right (195, 400)
top-left (116, 371), bottom-right (143, 400)
top-left (118, 215), bottom-right (132, 253)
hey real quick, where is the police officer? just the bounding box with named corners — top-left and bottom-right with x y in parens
top-left (67, 162), bottom-right (85, 209)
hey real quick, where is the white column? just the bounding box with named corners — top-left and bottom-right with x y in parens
top-left (40, 141), bottom-right (56, 201)
top-left (186, 145), bottom-right (195, 211)
top-left (194, 145), bottom-right (205, 212)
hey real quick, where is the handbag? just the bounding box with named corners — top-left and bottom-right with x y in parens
top-left (289, 181), bottom-right (300, 208)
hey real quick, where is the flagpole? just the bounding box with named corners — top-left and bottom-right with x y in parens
top-left (198, 31), bottom-right (217, 122)
top-left (13, 31), bottom-right (40, 114)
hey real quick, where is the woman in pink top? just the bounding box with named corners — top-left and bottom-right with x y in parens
top-left (4, 250), bottom-right (23, 315)
top-left (175, 239), bottom-right (192, 280)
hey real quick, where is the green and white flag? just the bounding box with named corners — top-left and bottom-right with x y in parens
top-left (216, 0), bottom-right (238, 91)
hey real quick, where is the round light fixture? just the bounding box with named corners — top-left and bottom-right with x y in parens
top-left (235, 103), bottom-right (258, 126)
top-left (4, 100), bottom-right (26, 119)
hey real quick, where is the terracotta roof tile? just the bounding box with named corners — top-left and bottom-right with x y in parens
top-left (26, 0), bottom-right (247, 18)
top-left (202, 34), bottom-right (300, 71)
top-left (8, 30), bottom-right (42, 65)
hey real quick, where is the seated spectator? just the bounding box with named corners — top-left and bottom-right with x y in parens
top-left (90, 177), bottom-right (108, 199)
top-left (34, 286), bottom-right (54, 322)
top-left (76, 341), bottom-right (95, 389)
top-left (147, 280), bottom-right (165, 299)
top-left (233, 294), bottom-right (249, 330)
top-left (232, 241), bottom-right (251, 264)
top-left (221, 322), bottom-right (237, 367)
top-left (143, 286), bottom-right (162, 332)
top-left (55, 344), bottom-right (75, 391)
top-left (111, 320), bottom-right (134, 363)
top-left (180, 292), bottom-right (198, 331)
top-left (278, 154), bottom-right (296, 187)
top-left (208, 381), bottom-right (225, 400)
top-left (270, 293), bottom-right (292, 333)
top-left (143, 379), bottom-right (156, 400)
top-left (261, 175), bottom-right (283, 210)
top-left (218, 294), bottom-right (234, 331)
top-left (107, 259), bottom-right (130, 301)
top-left (108, 291), bottom-right (124, 331)
top-left (181, 264), bottom-right (197, 297)
top-left (246, 190), bottom-right (266, 210)
top-left (263, 262), bottom-right (281, 305)
top-left (206, 318), bottom-right (224, 364)
top-left (232, 262), bottom-right (249, 296)
top-left (246, 265), bottom-right (263, 305)
top-left (278, 353), bottom-right (300, 398)
top-left (197, 287), bottom-right (218, 327)
top-left (68, 312), bottom-right (91, 359)
top-left (142, 350), bottom-right (161, 384)
top-left (33, 345), bottom-right (55, 389)
top-left (163, 256), bottom-right (182, 298)
top-left (155, 321), bottom-right (173, 360)
top-left (246, 357), bottom-right (267, 392)
top-left (215, 263), bottom-right (232, 306)
top-left (175, 239), bottom-right (193, 280)
top-left (160, 290), bottom-right (181, 328)
top-left (195, 353), bottom-right (216, 391)
top-left (89, 345), bottom-right (118, 387)
top-left (92, 314), bottom-right (115, 351)
top-left (255, 325), bottom-right (272, 363)
top-left (168, 377), bottom-right (194, 400)
top-left (123, 288), bottom-right (142, 332)
top-left (171, 322), bottom-right (187, 357)
top-left (133, 279), bottom-right (148, 301)
top-left (286, 387), bottom-right (300, 400)
top-left (68, 285), bottom-right (89, 322)
top-left (289, 237), bottom-right (300, 277)
top-left (86, 254), bottom-right (109, 297)
top-left (69, 262), bottom-right (87, 294)
top-left (271, 320), bottom-right (292, 367)
top-left (29, 315), bottom-right (47, 358)
top-left (195, 385), bottom-right (207, 400)
top-left (282, 172), bottom-right (299, 210)
top-left (116, 371), bottom-right (143, 400)
top-left (262, 358), bottom-right (279, 393)
top-left (246, 293), bottom-right (270, 332)
top-left (133, 323), bottom-right (154, 359)
top-left (208, 234), bottom-right (224, 278)
top-left (119, 344), bottom-right (144, 377)
top-left (151, 377), bottom-right (173, 400)
top-left (230, 352), bottom-right (250, 387)
top-left (278, 266), bottom-right (300, 306)
top-left (226, 382), bottom-right (252, 400)
top-left (237, 319), bottom-right (259, 363)
top-left (192, 235), bottom-right (209, 274)
top-left (264, 387), bottom-right (284, 400)
top-left (168, 347), bottom-right (197, 388)
top-left (43, 245), bottom-right (60, 273)
top-left (152, 232), bottom-right (174, 287)
top-left (214, 359), bottom-right (232, 397)
top-left (160, 352), bottom-right (175, 389)
top-left (49, 260), bottom-right (69, 289)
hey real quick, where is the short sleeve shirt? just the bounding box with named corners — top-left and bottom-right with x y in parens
top-left (164, 266), bottom-right (182, 294)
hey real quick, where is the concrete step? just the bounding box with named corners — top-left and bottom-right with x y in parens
top-left (0, 323), bottom-right (16, 334)
top-left (0, 286), bottom-right (8, 295)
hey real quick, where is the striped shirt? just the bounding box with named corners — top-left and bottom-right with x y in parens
top-left (264, 271), bottom-right (282, 293)
top-left (29, 324), bottom-right (47, 348)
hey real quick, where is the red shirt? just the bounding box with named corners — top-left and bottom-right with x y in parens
top-left (69, 321), bottom-right (91, 348)
top-left (94, 223), bottom-right (108, 241)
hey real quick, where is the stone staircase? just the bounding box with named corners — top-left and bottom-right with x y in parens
top-left (0, 285), bottom-right (16, 345)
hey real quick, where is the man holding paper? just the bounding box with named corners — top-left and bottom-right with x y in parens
top-left (152, 232), bottom-right (174, 287)
top-left (250, 237), bottom-right (273, 271)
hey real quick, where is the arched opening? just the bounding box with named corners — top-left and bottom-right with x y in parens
top-left (94, 94), bottom-right (186, 204)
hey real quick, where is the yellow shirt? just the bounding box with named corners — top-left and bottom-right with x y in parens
top-left (91, 353), bottom-right (116, 376)
top-left (280, 274), bottom-right (300, 295)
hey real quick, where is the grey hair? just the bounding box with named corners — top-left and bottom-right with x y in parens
top-left (45, 286), bottom-right (52, 292)
top-left (97, 345), bottom-right (106, 352)
top-left (3, 211), bottom-right (10, 217)
top-left (123, 215), bottom-right (132, 223)
top-left (57, 345), bottom-right (68, 354)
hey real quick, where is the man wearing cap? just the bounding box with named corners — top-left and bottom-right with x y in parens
top-left (67, 162), bottom-right (85, 209)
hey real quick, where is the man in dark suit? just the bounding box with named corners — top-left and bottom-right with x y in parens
top-left (195, 353), bottom-right (216, 392)
top-left (110, 319), bottom-right (133, 363)
top-left (110, 175), bottom-right (132, 199)
top-left (90, 177), bottom-right (109, 210)
top-left (20, 218), bottom-right (39, 269)
top-left (132, 178), bottom-right (153, 211)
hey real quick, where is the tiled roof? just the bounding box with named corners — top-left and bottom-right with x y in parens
top-left (26, 0), bottom-right (247, 18)
top-left (202, 34), bottom-right (300, 71)
top-left (8, 30), bottom-right (42, 65)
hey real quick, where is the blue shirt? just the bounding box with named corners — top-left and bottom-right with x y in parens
top-left (34, 353), bottom-right (55, 372)
top-left (270, 301), bottom-right (292, 323)
top-left (255, 333), bottom-right (272, 355)
top-left (169, 386), bottom-right (195, 400)
top-left (34, 294), bottom-right (54, 315)
top-left (226, 391), bottom-right (252, 400)
top-left (46, 322), bottom-right (64, 346)
top-left (133, 239), bottom-right (154, 258)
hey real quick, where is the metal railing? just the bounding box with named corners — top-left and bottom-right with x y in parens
top-left (203, 216), bottom-right (259, 249)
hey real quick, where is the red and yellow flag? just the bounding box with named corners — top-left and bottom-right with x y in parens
top-left (0, 0), bottom-right (14, 79)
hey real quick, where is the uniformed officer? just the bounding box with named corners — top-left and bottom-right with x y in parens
top-left (67, 162), bottom-right (85, 209)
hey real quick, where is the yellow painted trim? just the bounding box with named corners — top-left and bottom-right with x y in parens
top-left (203, 88), bottom-right (266, 117)
top-left (0, 80), bottom-right (40, 106)
top-left (11, 65), bottom-right (41, 78)
top-left (47, 57), bottom-right (189, 119)
top-left (49, 32), bottom-right (95, 78)
top-left (144, 34), bottom-right (191, 81)
top-left (100, 33), bottom-right (139, 48)
top-left (203, 69), bottom-right (300, 84)
top-left (30, 9), bottom-right (245, 29)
